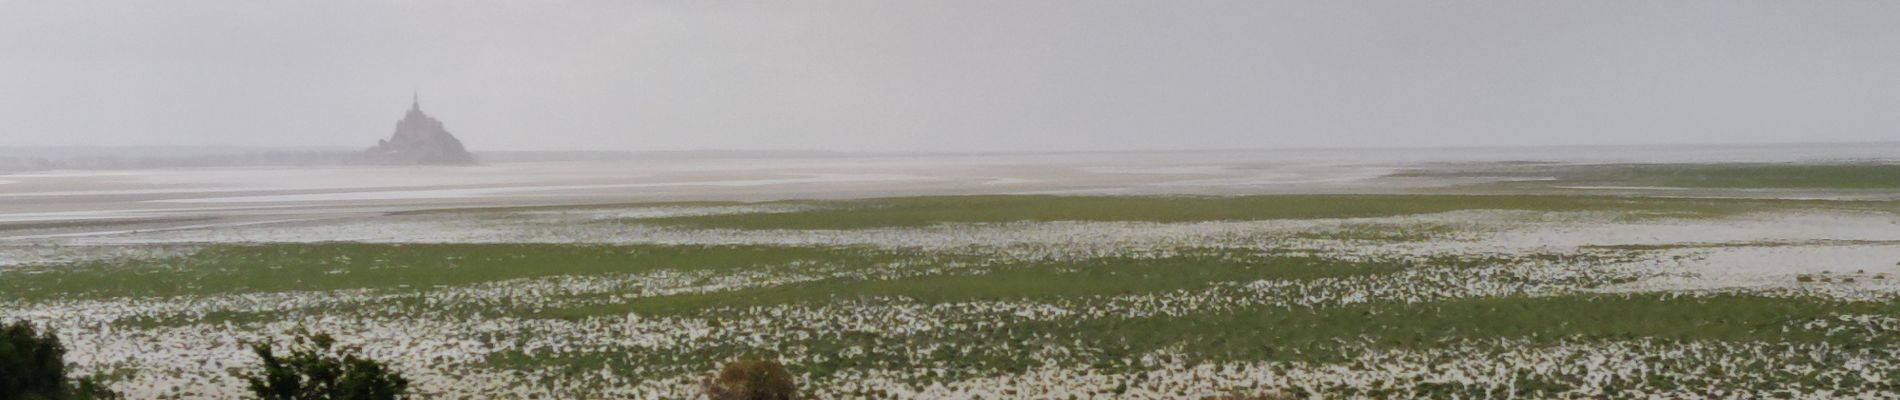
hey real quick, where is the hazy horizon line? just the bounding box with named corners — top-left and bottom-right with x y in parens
top-left (5, 138), bottom-right (1898, 156)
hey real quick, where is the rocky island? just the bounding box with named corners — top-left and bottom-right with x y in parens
top-left (363, 95), bottom-right (476, 165)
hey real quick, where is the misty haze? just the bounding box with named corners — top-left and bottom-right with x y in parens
top-left (3, 2), bottom-right (1900, 399)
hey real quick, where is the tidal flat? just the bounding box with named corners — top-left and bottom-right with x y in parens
top-left (5, 155), bottom-right (1900, 398)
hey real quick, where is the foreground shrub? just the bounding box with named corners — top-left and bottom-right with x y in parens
top-left (240, 330), bottom-right (409, 400)
top-left (700, 358), bottom-right (799, 400)
top-left (0, 320), bottom-right (120, 400)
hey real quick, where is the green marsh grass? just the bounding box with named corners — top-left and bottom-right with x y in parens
top-left (12, 193), bottom-right (1900, 397)
top-left (488, 292), bottom-right (1900, 390)
top-left (0, 243), bottom-right (908, 301)
top-left (1404, 163), bottom-right (1900, 190)
top-left (619, 194), bottom-right (1803, 230)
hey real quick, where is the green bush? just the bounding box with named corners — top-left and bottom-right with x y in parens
top-left (240, 330), bottom-right (409, 400)
top-left (700, 359), bottom-right (798, 400)
top-left (0, 320), bottom-right (120, 400)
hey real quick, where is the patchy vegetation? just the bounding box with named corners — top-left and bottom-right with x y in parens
top-left (5, 192), bottom-right (1900, 398)
top-left (1401, 162), bottom-right (1900, 189)
top-left (619, 194), bottom-right (1821, 229)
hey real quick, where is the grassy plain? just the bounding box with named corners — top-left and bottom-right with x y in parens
top-left (1401, 162), bottom-right (1900, 190)
top-left (618, 194), bottom-right (1869, 229)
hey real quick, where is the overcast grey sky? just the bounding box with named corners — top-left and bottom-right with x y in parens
top-left (1, 1), bottom-right (1896, 152)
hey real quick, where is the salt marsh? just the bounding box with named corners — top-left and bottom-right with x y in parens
top-left (5, 154), bottom-right (1900, 398)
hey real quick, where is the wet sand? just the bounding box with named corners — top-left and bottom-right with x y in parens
top-left (3, 145), bottom-right (1897, 237)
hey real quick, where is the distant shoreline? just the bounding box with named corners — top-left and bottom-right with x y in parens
top-left (4, 141), bottom-right (1898, 173)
